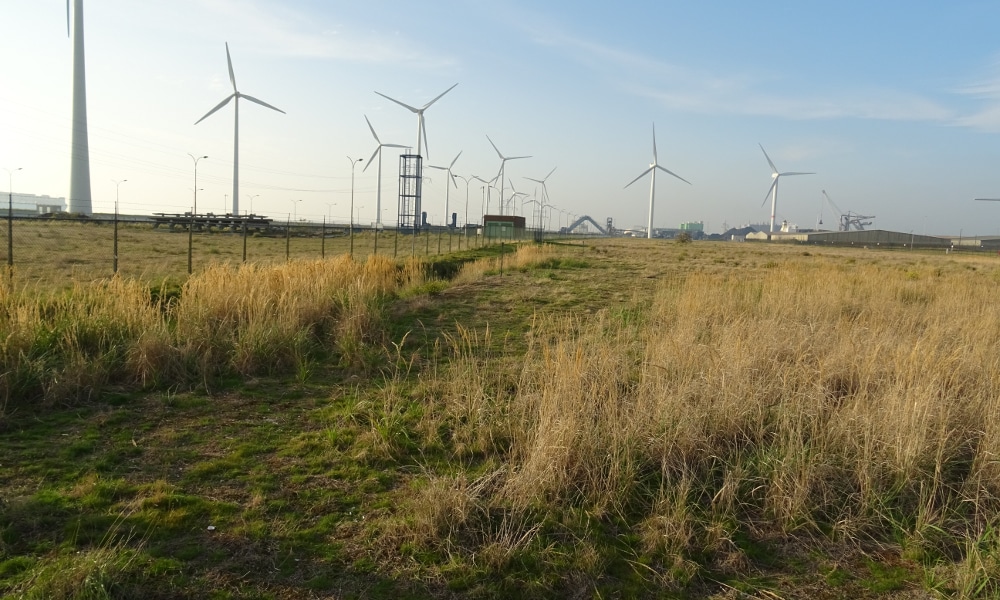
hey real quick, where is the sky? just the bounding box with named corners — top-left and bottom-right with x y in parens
top-left (4, 0), bottom-right (1000, 235)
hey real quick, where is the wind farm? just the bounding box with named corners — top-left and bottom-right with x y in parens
top-left (8, 4), bottom-right (1000, 598)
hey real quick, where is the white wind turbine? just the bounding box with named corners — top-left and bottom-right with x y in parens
top-left (624, 124), bottom-right (691, 239)
top-left (428, 151), bottom-right (462, 227)
top-left (759, 144), bottom-right (814, 233)
top-left (525, 167), bottom-right (557, 205)
top-left (374, 84), bottom-right (458, 159)
top-left (486, 135), bottom-right (531, 216)
top-left (195, 43), bottom-right (285, 216)
top-left (525, 168), bottom-right (555, 231)
top-left (362, 115), bottom-right (406, 228)
top-left (66, 0), bottom-right (92, 214)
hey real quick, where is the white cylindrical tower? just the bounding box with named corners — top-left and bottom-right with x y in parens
top-left (69, 0), bottom-right (92, 215)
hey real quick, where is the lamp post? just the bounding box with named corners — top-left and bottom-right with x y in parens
top-left (187, 154), bottom-right (208, 215)
top-left (112, 179), bottom-right (127, 273)
top-left (248, 194), bottom-right (259, 216)
top-left (4, 167), bottom-right (21, 271)
top-left (348, 156), bottom-right (362, 257)
top-left (291, 199), bottom-right (302, 221)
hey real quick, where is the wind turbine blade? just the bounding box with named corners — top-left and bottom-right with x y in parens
top-left (194, 94), bottom-right (236, 125)
top-left (975, 198), bottom-right (1000, 201)
top-left (625, 167), bottom-right (653, 189)
top-left (449, 150), bottom-right (462, 170)
top-left (652, 123), bottom-right (658, 162)
top-left (779, 171), bottom-right (815, 176)
top-left (422, 83), bottom-right (458, 109)
top-left (544, 166), bottom-right (557, 181)
top-left (374, 91), bottom-right (419, 113)
top-left (507, 155), bottom-right (531, 161)
top-left (225, 43), bottom-right (237, 92)
top-left (759, 144), bottom-right (778, 174)
top-left (363, 146), bottom-right (379, 172)
top-left (421, 114), bottom-right (430, 158)
top-left (241, 94), bottom-right (286, 114)
top-left (450, 173), bottom-right (458, 189)
top-left (656, 165), bottom-right (691, 185)
top-left (66, 0), bottom-right (70, 37)
top-left (427, 164), bottom-right (446, 171)
top-left (383, 144), bottom-right (407, 149)
top-left (525, 177), bottom-right (544, 184)
top-left (486, 134), bottom-right (504, 159)
top-left (761, 178), bottom-right (779, 207)
top-left (364, 115), bottom-right (381, 144)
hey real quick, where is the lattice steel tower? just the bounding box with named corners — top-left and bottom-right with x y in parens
top-left (398, 154), bottom-right (422, 231)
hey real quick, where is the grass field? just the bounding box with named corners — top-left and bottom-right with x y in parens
top-left (1, 217), bottom-right (485, 288)
top-left (3, 238), bottom-right (1000, 598)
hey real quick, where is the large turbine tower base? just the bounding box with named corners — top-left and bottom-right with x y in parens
top-left (398, 154), bottom-right (423, 232)
top-left (68, 0), bottom-right (92, 215)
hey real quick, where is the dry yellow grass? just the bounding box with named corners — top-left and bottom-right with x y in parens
top-left (0, 254), bottom-right (426, 408)
top-left (408, 244), bottom-right (1000, 591)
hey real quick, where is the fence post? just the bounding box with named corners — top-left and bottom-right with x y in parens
top-left (374, 225), bottom-right (379, 256)
top-left (437, 231), bottom-right (442, 255)
top-left (187, 213), bottom-right (193, 274)
top-left (426, 231), bottom-right (430, 255)
top-left (285, 217), bottom-right (290, 261)
top-left (500, 241), bottom-right (504, 277)
top-left (113, 207), bottom-right (119, 274)
top-left (394, 226), bottom-right (398, 258)
top-left (6, 193), bottom-right (11, 275)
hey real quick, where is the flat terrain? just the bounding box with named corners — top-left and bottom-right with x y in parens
top-left (2, 238), bottom-right (998, 598)
top-left (1, 217), bottom-right (480, 288)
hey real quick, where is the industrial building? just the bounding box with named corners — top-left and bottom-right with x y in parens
top-left (745, 229), bottom-right (1000, 250)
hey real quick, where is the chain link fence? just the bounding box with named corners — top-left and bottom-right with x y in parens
top-left (0, 215), bottom-right (502, 288)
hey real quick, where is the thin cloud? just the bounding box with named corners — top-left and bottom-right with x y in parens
top-left (515, 16), bottom-right (955, 125)
top-left (952, 59), bottom-right (1000, 132)
top-left (189, 0), bottom-right (458, 68)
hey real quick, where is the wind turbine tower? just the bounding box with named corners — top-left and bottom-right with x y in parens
top-left (374, 84), bottom-right (457, 230)
top-left (363, 116), bottom-right (405, 228)
top-left (759, 144), bottom-right (814, 233)
top-left (67, 0), bottom-right (92, 214)
top-left (195, 43), bottom-right (285, 216)
top-left (486, 135), bottom-right (530, 216)
top-left (428, 151), bottom-right (461, 227)
top-left (624, 124), bottom-right (690, 239)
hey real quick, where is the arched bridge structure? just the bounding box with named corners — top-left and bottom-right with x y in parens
top-left (561, 215), bottom-right (607, 235)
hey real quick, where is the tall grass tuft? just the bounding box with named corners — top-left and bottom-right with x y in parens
top-left (0, 255), bottom-right (425, 411)
top-left (418, 258), bottom-right (1000, 580)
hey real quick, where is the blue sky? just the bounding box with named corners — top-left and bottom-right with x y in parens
top-left (4, 0), bottom-right (1000, 234)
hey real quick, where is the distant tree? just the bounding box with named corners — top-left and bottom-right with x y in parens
top-left (675, 231), bottom-right (693, 244)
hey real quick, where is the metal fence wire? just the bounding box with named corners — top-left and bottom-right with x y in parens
top-left (0, 215), bottom-right (507, 286)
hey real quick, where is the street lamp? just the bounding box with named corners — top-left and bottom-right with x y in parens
top-left (325, 202), bottom-right (335, 220)
top-left (291, 198), bottom-right (302, 221)
top-left (112, 179), bottom-right (127, 273)
top-left (4, 167), bottom-right (22, 271)
top-left (187, 154), bottom-right (208, 215)
top-left (248, 193), bottom-right (259, 215)
top-left (348, 155), bottom-right (363, 257)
